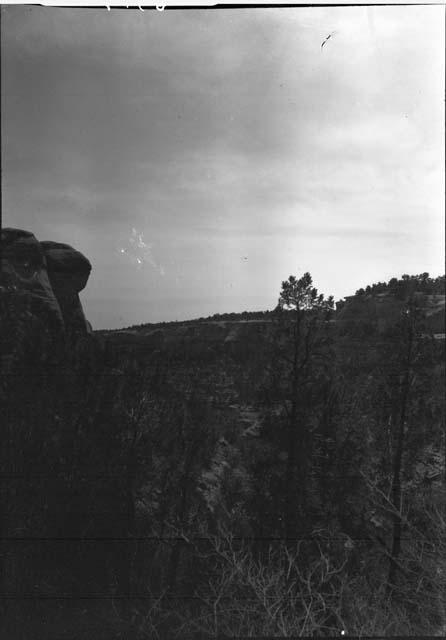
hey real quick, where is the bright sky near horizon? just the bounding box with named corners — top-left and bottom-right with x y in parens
top-left (2, 5), bottom-right (444, 329)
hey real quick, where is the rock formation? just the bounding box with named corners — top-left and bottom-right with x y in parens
top-left (0, 229), bottom-right (92, 355)
top-left (41, 240), bottom-right (92, 334)
top-left (336, 290), bottom-right (445, 335)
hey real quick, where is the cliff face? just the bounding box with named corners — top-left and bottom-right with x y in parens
top-left (336, 291), bottom-right (445, 335)
top-left (0, 229), bottom-right (92, 356)
top-left (40, 240), bottom-right (92, 334)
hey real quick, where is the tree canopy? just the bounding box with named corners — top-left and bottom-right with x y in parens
top-left (278, 272), bottom-right (334, 314)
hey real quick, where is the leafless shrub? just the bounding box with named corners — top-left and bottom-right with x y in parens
top-left (169, 527), bottom-right (350, 637)
top-left (134, 503), bottom-right (446, 638)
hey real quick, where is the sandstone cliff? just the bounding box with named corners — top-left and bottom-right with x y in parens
top-left (0, 229), bottom-right (92, 360)
top-left (336, 290), bottom-right (445, 335)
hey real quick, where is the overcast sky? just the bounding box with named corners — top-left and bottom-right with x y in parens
top-left (2, 5), bottom-right (444, 329)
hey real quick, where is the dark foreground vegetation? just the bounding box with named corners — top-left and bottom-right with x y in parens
top-left (1, 273), bottom-right (445, 638)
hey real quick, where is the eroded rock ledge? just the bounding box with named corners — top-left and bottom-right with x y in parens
top-left (0, 228), bottom-right (92, 340)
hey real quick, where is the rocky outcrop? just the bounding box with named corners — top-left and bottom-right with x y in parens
top-left (1, 229), bottom-right (65, 331)
top-left (336, 291), bottom-right (445, 335)
top-left (41, 241), bottom-right (92, 334)
top-left (0, 229), bottom-right (92, 353)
